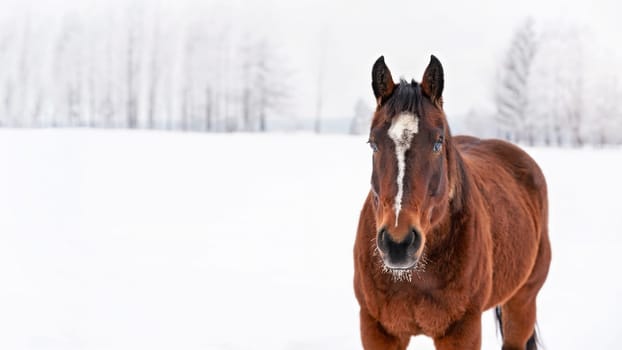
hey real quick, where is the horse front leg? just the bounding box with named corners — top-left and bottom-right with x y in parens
top-left (359, 308), bottom-right (410, 350)
top-left (433, 311), bottom-right (482, 350)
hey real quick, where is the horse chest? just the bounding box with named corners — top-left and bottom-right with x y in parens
top-left (369, 283), bottom-right (461, 338)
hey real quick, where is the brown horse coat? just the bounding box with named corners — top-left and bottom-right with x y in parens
top-left (353, 56), bottom-right (551, 350)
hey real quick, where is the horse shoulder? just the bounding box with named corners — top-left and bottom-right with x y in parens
top-left (455, 137), bottom-right (547, 307)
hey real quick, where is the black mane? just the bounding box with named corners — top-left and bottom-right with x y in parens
top-left (385, 79), bottom-right (424, 118)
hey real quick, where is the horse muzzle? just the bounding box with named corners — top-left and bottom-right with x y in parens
top-left (376, 227), bottom-right (423, 269)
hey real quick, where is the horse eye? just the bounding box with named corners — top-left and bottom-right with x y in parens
top-left (367, 140), bottom-right (379, 152)
top-left (433, 138), bottom-right (443, 153)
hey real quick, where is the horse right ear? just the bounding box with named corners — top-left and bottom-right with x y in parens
top-left (371, 56), bottom-right (395, 106)
top-left (421, 55), bottom-right (444, 107)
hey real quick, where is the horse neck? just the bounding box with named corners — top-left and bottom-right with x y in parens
top-left (447, 134), bottom-right (470, 215)
top-left (430, 136), bottom-right (472, 246)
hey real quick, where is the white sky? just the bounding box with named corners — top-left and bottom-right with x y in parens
top-left (2, 0), bottom-right (622, 121)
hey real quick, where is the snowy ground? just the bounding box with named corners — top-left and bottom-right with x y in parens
top-left (1, 129), bottom-right (621, 349)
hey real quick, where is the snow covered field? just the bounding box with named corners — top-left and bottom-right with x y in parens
top-left (1, 129), bottom-right (621, 349)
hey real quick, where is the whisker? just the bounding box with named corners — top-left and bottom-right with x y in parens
top-left (374, 247), bottom-right (433, 283)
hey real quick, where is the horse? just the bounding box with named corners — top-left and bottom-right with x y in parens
top-left (353, 55), bottom-right (551, 350)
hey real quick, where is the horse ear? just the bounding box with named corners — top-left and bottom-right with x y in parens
top-left (371, 56), bottom-right (395, 106)
top-left (421, 55), bottom-right (444, 107)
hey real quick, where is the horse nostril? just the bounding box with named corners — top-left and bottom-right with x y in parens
top-left (408, 228), bottom-right (422, 253)
top-left (402, 230), bottom-right (415, 246)
top-left (377, 228), bottom-right (389, 251)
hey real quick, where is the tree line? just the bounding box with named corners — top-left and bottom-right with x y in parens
top-left (0, 4), bottom-right (289, 132)
top-left (494, 18), bottom-right (622, 146)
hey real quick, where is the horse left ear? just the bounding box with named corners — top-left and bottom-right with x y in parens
top-left (371, 56), bottom-right (395, 106)
top-left (421, 55), bottom-right (444, 107)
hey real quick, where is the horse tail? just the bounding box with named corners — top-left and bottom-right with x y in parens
top-left (495, 306), bottom-right (539, 350)
top-left (526, 330), bottom-right (538, 350)
top-left (494, 306), bottom-right (504, 338)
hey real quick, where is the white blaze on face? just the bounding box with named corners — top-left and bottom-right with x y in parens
top-left (387, 112), bottom-right (419, 227)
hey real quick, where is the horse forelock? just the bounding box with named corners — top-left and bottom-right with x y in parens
top-left (386, 79), bottom-right (424, 119)
top-left (372, 79), bottom-right (425, 127)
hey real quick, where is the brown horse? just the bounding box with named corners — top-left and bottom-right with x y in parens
top-left (353, 55), bottom-right (551, 350)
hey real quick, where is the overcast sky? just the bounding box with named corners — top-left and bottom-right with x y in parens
top-left (2, 0), bottom-right (621, 122)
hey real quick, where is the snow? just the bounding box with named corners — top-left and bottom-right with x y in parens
top-left (0, 129), bottom-right (621, 349)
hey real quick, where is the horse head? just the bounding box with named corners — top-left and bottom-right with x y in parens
top-left (368, 55), bottom-right (458, 271)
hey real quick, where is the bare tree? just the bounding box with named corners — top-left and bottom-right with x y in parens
top-left (495, 18), bottom-right (537, 143)
top-left (253, 39), bottom-right (289, 132)
top-left (525, 23), bottom-right (587, 146)
top-left (146, 15), bottom-right (160, 130)
top-left (237, 36), bottom-right (290, 132)
top-left (125, 10), bottom-right (140, 129)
